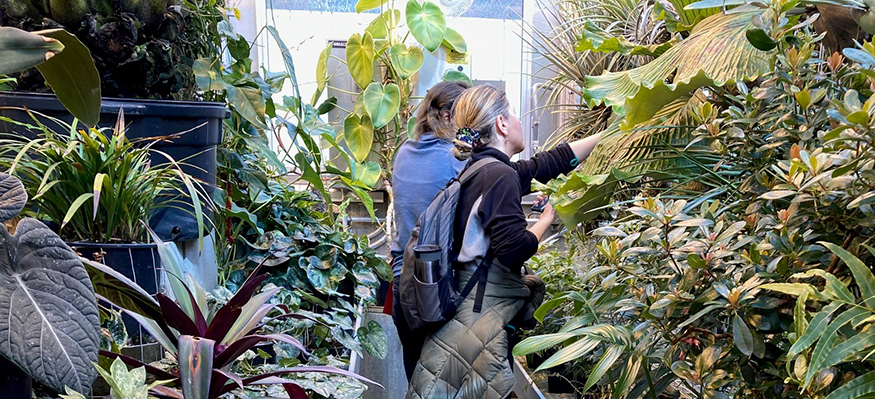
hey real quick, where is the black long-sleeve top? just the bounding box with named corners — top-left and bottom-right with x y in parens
top-left (451, 144), bottom-right (578, 273)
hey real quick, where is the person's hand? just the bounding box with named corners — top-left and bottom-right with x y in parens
top-left (538, 200), bottom-right (555, 222)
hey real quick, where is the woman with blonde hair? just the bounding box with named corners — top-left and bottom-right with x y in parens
top-left (390, 80), bottom-right (472, 380)
top-left (406, 85), bottom-right (601, 399)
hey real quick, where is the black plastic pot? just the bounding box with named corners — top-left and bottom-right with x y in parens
top-left (0, 92), bottom-right (227, 240)
top-left (0, 357), bottom-right (31, 399)
top-left (69, 241), bottom-right (160, 343)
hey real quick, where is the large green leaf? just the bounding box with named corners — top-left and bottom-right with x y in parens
top-left (355, 161), bottom-right (381, 188)
top-left (583, 11), bottom-right (771, 127)
top-left (0, 27), bottom-right (64, 74)
top-left (366, 9), bottom-right (402, 39)
top-left (267, 25), bottom-right (301, 101)
top-left (536, 336), bottom-right (600, 371)
top-left (788, 301), bottom-right (842, 358)
top-left (389, 43), bottom-right (423, 79)
top-left (35, 29), bottom-right (102, 126)
top-left (825, 370), bottom-right (875, 399)
top-left (362, 82), bottom-right (401, 129)
top-left (358, 320), bottom-right (388, 359)
top-left (0, 173), bottom-right (26, 222)
top-left (226, 84), bottom-right (267, 129)
top-left (804, 307), bottom-right (870, 388)
top-left (442, 27), bottom-right (467, 53)
top-left (576, 21), bottom-right (676, 57)
top-left (406, 0), bottom-right (446, 52)
top-left (344, 114), bottom-right (375, 162)
top-left (584, 344), bottom-right (625, 392)
top-left (0, 219), bottom-right (100, 393)
top-left (581, 92), bottom-right (704, 176)
top-left (346, 33), bottom-right (376, 90)
top-left (513, 332), bottom-right (582, 356)
top-left (733, 314), bottom-right (754, 356)
top-left (821, 242), bottom-right (875, 308)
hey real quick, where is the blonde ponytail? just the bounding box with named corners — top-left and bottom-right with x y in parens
top-left (451, 85), bottom-right (511, 160)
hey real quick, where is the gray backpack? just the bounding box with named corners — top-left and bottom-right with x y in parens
top-left (399, 157), bottom-right (499, 332)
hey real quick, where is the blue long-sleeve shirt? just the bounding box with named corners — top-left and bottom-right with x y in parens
top-left (390, 133), bottom-right (465, 277)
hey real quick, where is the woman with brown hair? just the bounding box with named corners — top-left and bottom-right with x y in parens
top-left (406, 85), bottom-right (601, 399)
top-left (390, 80), bottom-right (472, 380)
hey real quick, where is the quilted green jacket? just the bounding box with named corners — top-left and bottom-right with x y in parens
top-left (406, 266), bottom-right (543, 399)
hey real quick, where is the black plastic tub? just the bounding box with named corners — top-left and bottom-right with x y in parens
top-left (0, 92), bottom-right (227, 240)
top-left (69, 241), bottom-right (160, 343)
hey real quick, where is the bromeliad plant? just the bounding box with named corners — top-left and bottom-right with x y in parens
top-left (92, 229), bottom-right (380, 399)
top-left (0, 111), bottom-right (206, 243)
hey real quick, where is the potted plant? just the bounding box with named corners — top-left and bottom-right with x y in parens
top-left (0, 0), bottom-right (228, 240)
top-left (83, 226), bottom-right (382, 398)
top-left (0, 172), bottom-right (101, 398)
top-left (0, 111), bottom-right (206, 310)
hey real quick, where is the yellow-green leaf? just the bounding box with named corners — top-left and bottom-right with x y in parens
top-left (366, 9), bottom-right (402, 39)
top-left (316, 43), bottom-right (331, 92)
top-left (362, 82), bottom-right (401, 129)
top-left (355, 0), bottom-right (387, 13)
top-left (92, 173), bottom-right (106, 221)
top-left (584, 11), bottom-right (772, 128)
top-left (344, 113), bottom-right (374, 162)
top-left (441, 27), bottom-right (467, 53)
top-left (389, 43), bottom-right (423, 79)
top-left (346, 33), bottom-right (375, 90)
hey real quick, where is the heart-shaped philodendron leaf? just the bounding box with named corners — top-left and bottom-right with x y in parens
top-left (362, 82), bottom-right (401, 129)
top-left (344, 113), bottom-right (375, 162)
top-left (0, 218), bottom-right (100, 393)
top-left (442, 27), bottom-right (467, 53)
top-left (389, 44), bottom-right (424, 79)
top-left (0, 173), bottom-right (26, 222)
top-left (355, 0), bottom-right (388, 13)
top-left (346, 32), bottom-right (376, 90)
top-left (406, 0), bottom-right (447, 52)
top-left (366, 9), bottom-right (402, 40)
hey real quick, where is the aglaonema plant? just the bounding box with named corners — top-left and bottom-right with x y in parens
top-left (0, 172), bottom-right (100, 394)
top-left (92, 227), bottom-right (380, 399)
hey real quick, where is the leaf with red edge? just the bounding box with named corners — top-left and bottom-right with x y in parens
top-left (150, 385), bottom-right (184, 399)
top-left (157, 293), bottom-right (201, 335)
top-left (284, 383), bottom-right (309, 399)
top-left (162, 269), bottom-right (209, 334)
top-left (204, 274), bottom-right (268, 342)
top-left (209, 369), bottom-right (244, 399)
top-left (99, 350), bottom-right (178, 381)
top-left (214, 334), bottom-right (309, 368)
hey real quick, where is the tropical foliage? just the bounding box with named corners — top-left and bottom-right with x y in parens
top-left (0, 172), bottom-right (100, 394)
top-left (0, 111), bottom-right (206, 243)
top-left (517, 0), bottom-right (875, 398)
top-left (0, 0), bottom-right (226, 100)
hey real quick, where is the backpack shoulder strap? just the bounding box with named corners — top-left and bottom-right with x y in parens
top-left (458, 157), bottom-right (500, 185)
